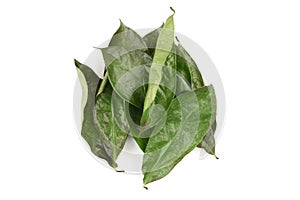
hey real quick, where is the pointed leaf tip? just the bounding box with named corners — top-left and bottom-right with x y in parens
top-left (119, 19), bottom-right (126, 28)
top-left (116, 19), bottom-right (128, 32)
top-left (74, 59), bottom-right (81, 68)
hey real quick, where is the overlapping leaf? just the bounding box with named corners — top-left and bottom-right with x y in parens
top-left (142, 85), bottom-right (217, 185)
top-left (176, 42), bottom-right (205, 90)
top-left (143, 24), bottom-right (218, 157)
top-left (76, 58), bottom-right (129, 169)
top-left (138, 11), bottom-right (177, 151)
top-left (75, 8), bottom-right (219, 186)
top-left (96, 21), bottom-right (152, 150)
top-left (75, 59), bottom-right (114, 167)
top-left (142, 10), bottom-right (176, 113)
top-left (176, 42), bottom-right (218, 157)
top-left (95, 82), bottom-right (128, 169)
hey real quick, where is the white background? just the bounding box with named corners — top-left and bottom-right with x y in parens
top-left (0, 0), bottom-right (299, 199)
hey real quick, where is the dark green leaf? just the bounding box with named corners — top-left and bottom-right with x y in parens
top-left (142, 85), bottom-right (217, 185)
top-left (97, 21), bottom-right (152, 152)
top-left (110, 93), bottom-right (150, 153)
top-left (100, 49), bottom-right (150, 151)
top-left (97, 19), bottom-right (148, 97)
top-left (106, 50), bottom-right (152, 109)
top-left (95, 82), bottom-right (128, 168)
top-left (176, 43), bottom-right (204, 90)
top-left (176, 73), bottom-right (192, 96)
top-left (176, 42), bottom-right (218, 157)
top-left (75, 59), bottom-right (115, 167)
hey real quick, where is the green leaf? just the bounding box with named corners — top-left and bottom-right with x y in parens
top-left (100, 46), bottom-right (127, 70)
top-left (143, 21), bottom-right (218, 157)
top-left (143, 23), bottom-right (164, 57)
top-left (176, 42), bottom-right (218, 157)
top-left (99, 49), bottom-right (150, 151)
top-left (142, 85), bottom-right (217, 185)
top-left (96, 21), bottom-right (152, 152)
top-left (143, 25), bottom-right (203, 95)
top-left (143, 10), bottom-right (176, 113)
top-left (75, 59), bottom-right (115, 167)
top-left (96, 19), bottom-right (151, 117)
top-left (198, 121), bottom-right (218, 159)
top-left (106, 49), bottom-right (152, 109)
top-left (136, 10), bottom-right (177, 152)
top-left (109, 20), bottom-right (147, 51)
top-left (176, 42), bottom-right (204, 90)
top-left (110, 92), bottom-right (146, 151)
top-left (97, 19), bottom-right (148, 97)
top-left (143, 25), bottom-right (192, 97)
top-left (176, 73), bottom-right (192, 96)
top-left (95, 82), bottom-right (128, 169)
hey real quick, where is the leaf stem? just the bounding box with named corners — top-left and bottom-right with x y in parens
top-left (115, 169), bottom-right (125, 173)
top-left (170, 7), bottom-right (175, 14)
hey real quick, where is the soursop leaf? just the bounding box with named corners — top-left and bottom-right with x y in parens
top-left (142, 85), bottom-right (216, 185)
top-left (95, 82), bottom-right (128, 169)
top-left (75, 59), bottom-right (115, 167)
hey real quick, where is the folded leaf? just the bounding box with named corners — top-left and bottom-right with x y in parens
top-left (142, 85), bottom-right (217, 185)
top-left (75, 59), bottom-right (115, 167)
top-left (138, 10), bottom-right (177, 151)
top-left (143, 25), bottom-right (192, 97)
top-left (142, 10), bottom-right (176, 113)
